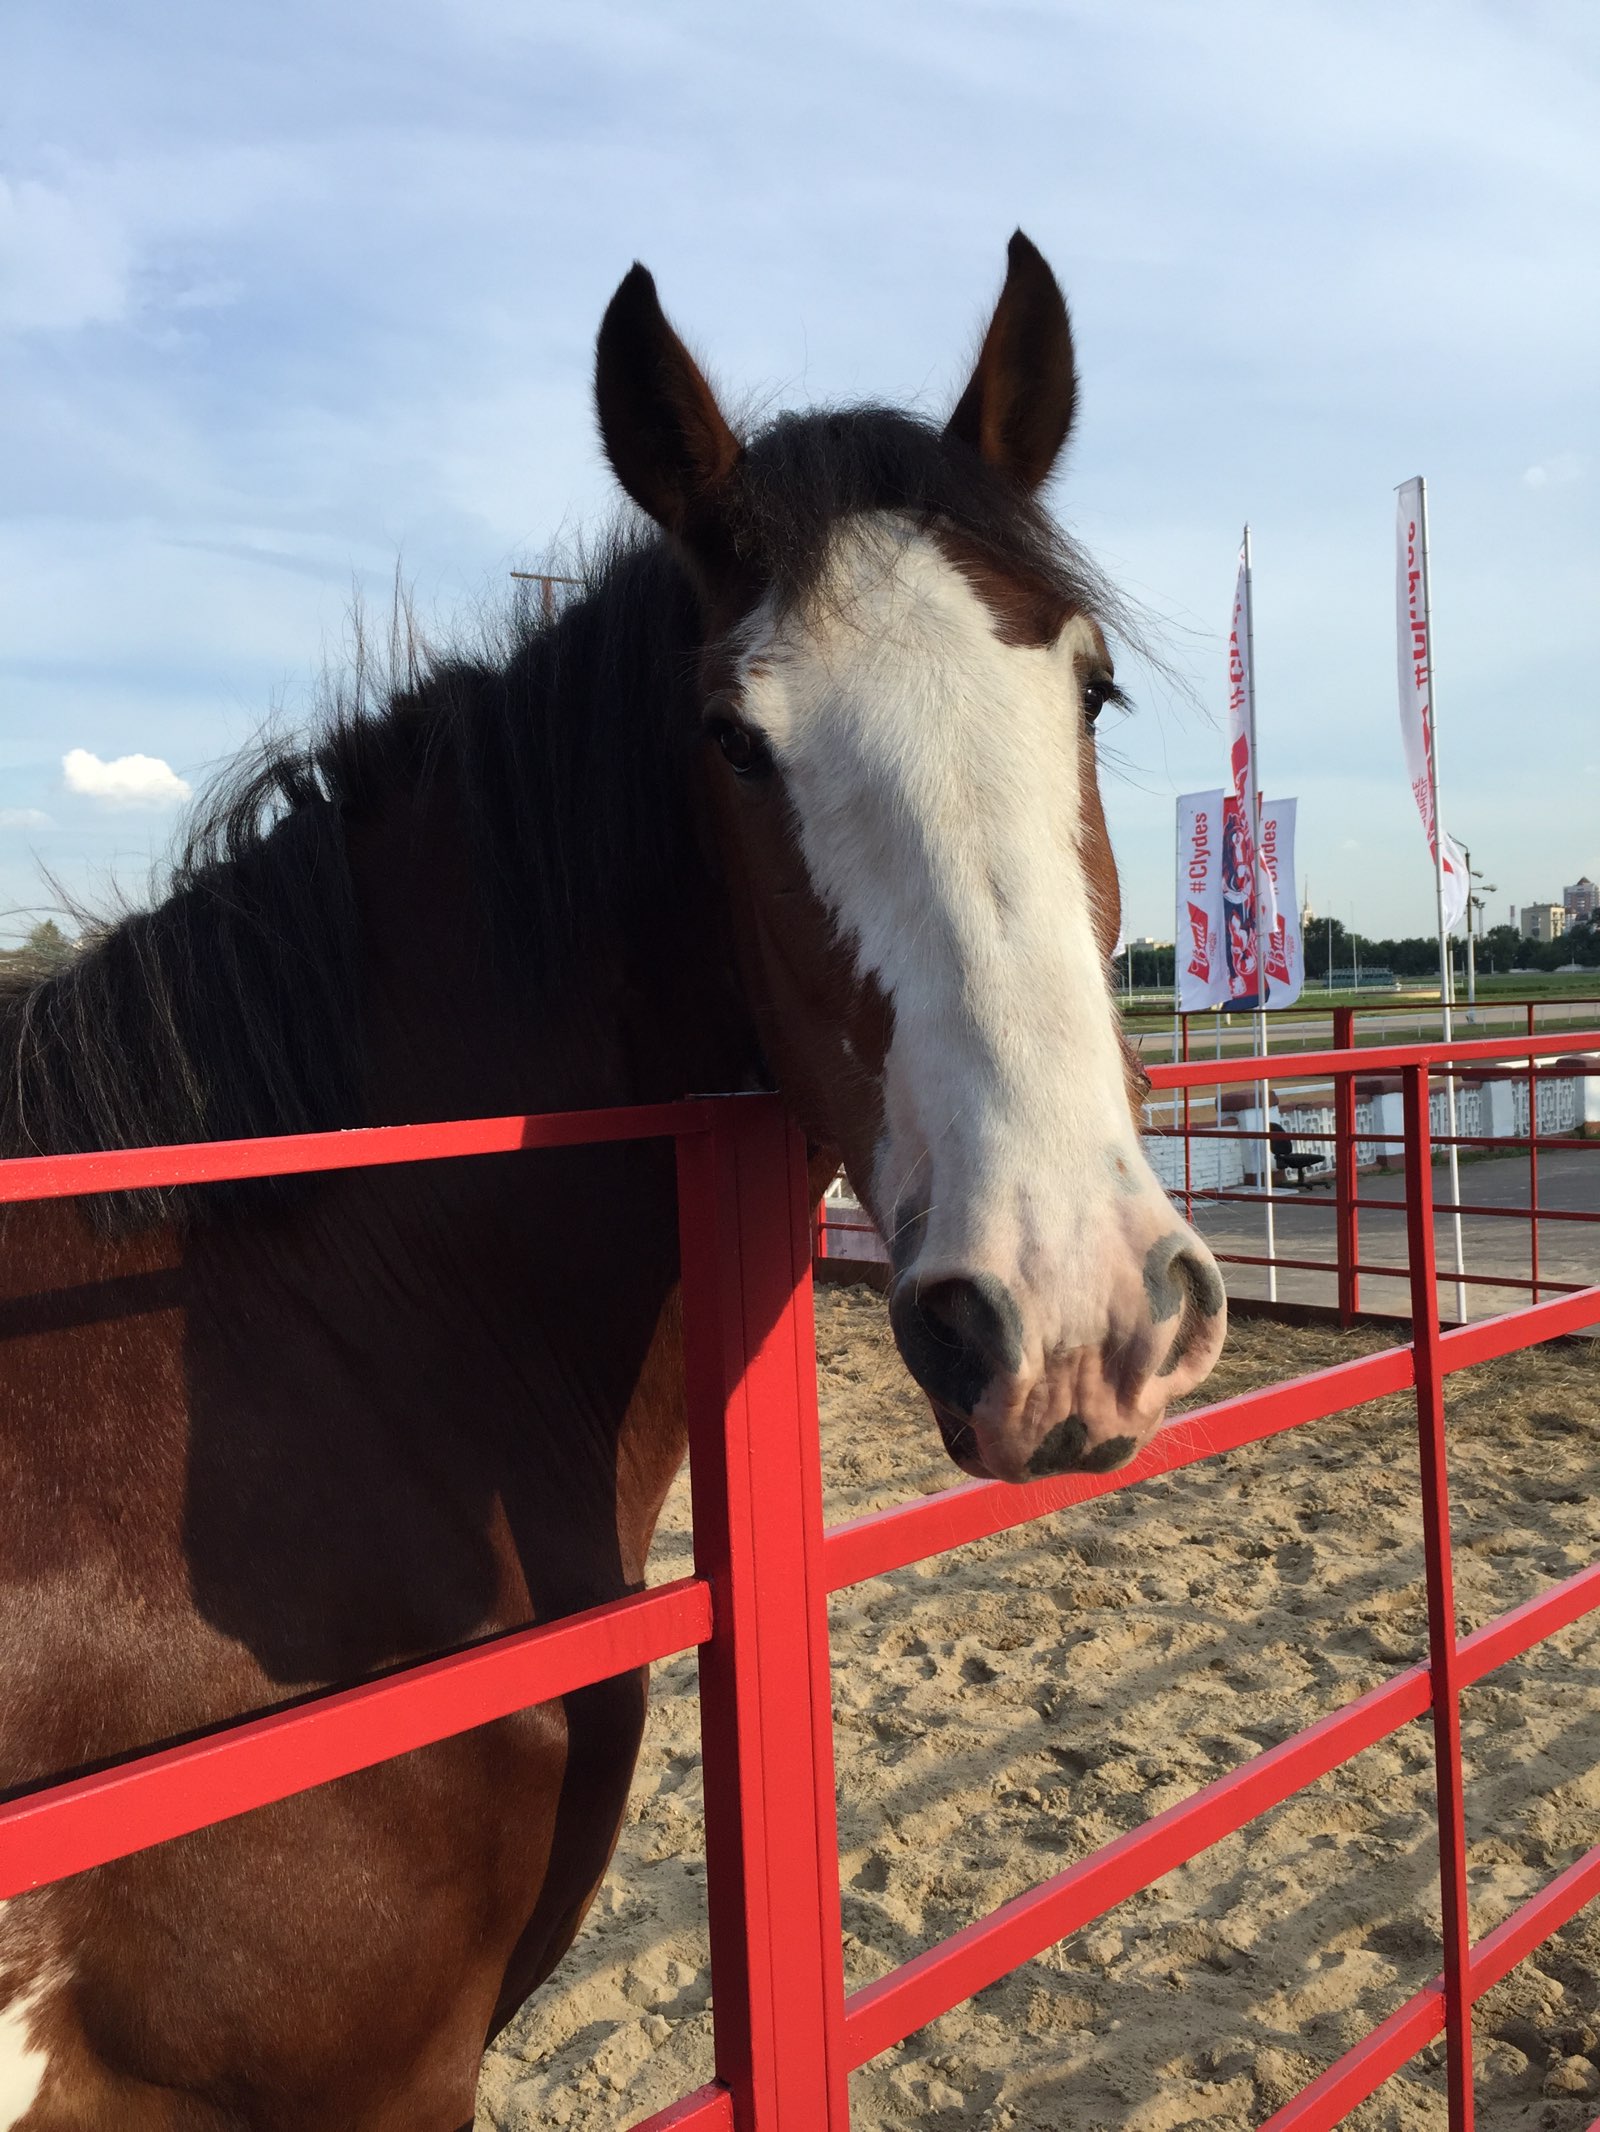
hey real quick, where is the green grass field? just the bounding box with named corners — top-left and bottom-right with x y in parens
top-left (1121, 971), bottom-right (1600, 1017)
top-left (1119, 979), bottom-right (1600, 1066)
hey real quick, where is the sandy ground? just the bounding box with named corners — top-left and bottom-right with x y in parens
top-left (477, 1293), bottom-right (1600, 2132)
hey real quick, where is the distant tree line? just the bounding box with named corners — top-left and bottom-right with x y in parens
top-left (1120, 941), bottom-right (1176, 990)
top-left (1118, 914), bottom-right (1600, 996)
top-left (1306, 914), bottom-right (1600, 979)
top-left (1477, 918), bottom-right (1600, 972)
top-left (0, 919), bottom-right (74, 975)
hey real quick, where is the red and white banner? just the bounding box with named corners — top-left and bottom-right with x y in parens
top-left (1175, 790), bottom-right (1225, 1011)
top-left (1259, 799), bottom-right (1303, 1008)
top-left (1395, 480), bottom-right (1468, 933)
top-left (1221, 549), bottom-right (1271, 1008)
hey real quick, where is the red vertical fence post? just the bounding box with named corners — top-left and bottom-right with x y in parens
top-left (1402, 1063), bottom-right (1476, 2129)
top-left (1527, 1001), bottom-right (1541, 1305)
top-left (675, 1095), bottom-right (850, 2132)
top-left (1334, 1004), bottom-right (1360, 1326)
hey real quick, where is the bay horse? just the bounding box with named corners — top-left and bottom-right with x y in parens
top-left (0, 233), bottom-right (1225, 2129)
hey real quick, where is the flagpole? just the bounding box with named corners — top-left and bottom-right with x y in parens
top-left (1169, 807), bottom-right (1182, 1111)
top-left (1411, 478), bottom-right (1467, 1321)
top-left (1242, 524), bottom-right (1276, 1302)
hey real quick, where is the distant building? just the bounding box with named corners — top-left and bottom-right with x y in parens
top-left (1565, 877), bottom-right (1598, 922)
top-left (1521, 903), bottom-right (1569, 944)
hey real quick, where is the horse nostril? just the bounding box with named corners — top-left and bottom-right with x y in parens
top-left (889, 1272), bottom-right (1023, 1417)
top-left (1027, 1419), bottom-right (1139, 1479)
top-left (1178, 1247), bottom-right (1226, 1322)
top-left (1156, 1248), bottom-right (1227, 1378)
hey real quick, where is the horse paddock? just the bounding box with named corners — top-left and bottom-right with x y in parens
top-left (479, 1289), bottom-right (1600, 2132)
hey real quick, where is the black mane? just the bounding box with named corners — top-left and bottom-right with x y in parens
top-left (0, 406), bottom-right (1112, 1221)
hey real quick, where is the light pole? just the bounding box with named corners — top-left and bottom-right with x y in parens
top-left (509, 570), bottom-right (583, 624)
top-left (1460, 844), bottom-right (1496, 1022)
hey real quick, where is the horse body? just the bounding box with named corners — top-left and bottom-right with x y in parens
top-left (0, 235), bottom-right (1226, 2127)
top-left (0, 784), bottom-right (723, 2127)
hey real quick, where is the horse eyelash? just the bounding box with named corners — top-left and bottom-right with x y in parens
top-left (1084, 678), bottom-right (1131, 728)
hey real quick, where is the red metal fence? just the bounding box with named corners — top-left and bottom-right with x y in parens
top-left (1139, 1001), bottom-right (1600, 1326)
top-left (816, 1000), bottom-right (1600, 1320)
top-left (2, 1031), bottom-right (1598, 2130)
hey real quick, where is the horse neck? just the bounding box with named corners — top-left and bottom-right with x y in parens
top-left (326, 689), bottom-right (759, 1589)
top-left (344, 748), bottom-right (756, 1125)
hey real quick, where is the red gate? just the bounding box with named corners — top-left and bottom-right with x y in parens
top-left (1, 1030), bottom-right (1597, 2131)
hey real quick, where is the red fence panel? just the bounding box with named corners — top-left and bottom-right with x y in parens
top-left (1, 1031), bottom-right (1596, 2131)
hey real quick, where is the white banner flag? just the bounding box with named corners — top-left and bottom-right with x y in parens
top-left (1176, 790), bottom-right (1225, 1011)
top-left (1259, 799), bottom-right (1303, 1008)
top-left (1221, 547), bottom-right (1276, 1007)
top-left (1395, 480), bottom-right (1468, 932)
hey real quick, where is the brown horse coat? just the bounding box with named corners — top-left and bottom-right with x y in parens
top-left (0, 234), bottom-right (1223, 2128)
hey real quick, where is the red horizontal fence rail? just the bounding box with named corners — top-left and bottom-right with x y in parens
top-left (2, 1033), bottom-right (1598, 2131)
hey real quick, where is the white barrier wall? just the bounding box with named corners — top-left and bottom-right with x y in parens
top-left (1143, 1134), bottom-right (1246, 1195)
top-left (1139, 1061), bottom-right (1596, 1206)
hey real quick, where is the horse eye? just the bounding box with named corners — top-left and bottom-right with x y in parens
top-left (1083, 674), bottom-right (1125, 729)
top-left (708, 717), bottom-right (774, 778)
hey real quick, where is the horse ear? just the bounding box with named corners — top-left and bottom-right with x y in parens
top-left (945, 230), bottom-right (1077, 492)
top-left (594, 264), bottom-right (742, 553)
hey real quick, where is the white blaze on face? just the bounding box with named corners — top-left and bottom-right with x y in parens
top-left (735, 515), bottom-right (1171, 1360)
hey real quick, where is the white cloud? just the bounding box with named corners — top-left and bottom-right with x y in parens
top-left (1522, 455), bottom-right (1584, 489)
top-left (0, 808), bottom-right (55, 830)
top-left (3, 1), bottom-right (1598, 938)
top-left (62, 748), bottom-right (191, 809)
top-left (0, 176), bottom-right (131, 333)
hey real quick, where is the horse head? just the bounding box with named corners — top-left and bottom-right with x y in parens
top-left (594, 232), bottom-right (1226, 1485)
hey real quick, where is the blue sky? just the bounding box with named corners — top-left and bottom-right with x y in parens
top-left (3, 0), bottom-right (1596, 945)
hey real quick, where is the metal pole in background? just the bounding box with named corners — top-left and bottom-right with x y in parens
top-left (1214, 1009), bottom-right (1223, 1155)
top-left (1181, 1012), bottom-right (1194, 1226)
top-left (509, 569), bottom-right (583, 624)
top-left (1243, 525), bottom-right (1277, 1303)
top-left (1170, 844), bottom-right (1182, 1081)
top-left (1411, 480), bottom-right (1469, 1322)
